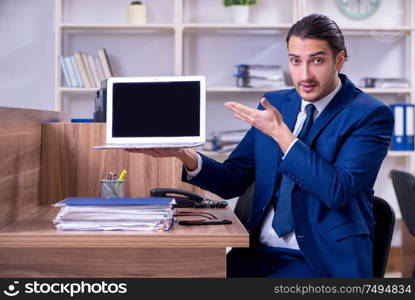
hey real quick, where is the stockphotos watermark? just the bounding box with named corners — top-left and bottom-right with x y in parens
top-left (2, 280), bottom-right (127, 297)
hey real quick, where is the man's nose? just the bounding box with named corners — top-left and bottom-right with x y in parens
top-left (300, 63), bottom-right (313, 81)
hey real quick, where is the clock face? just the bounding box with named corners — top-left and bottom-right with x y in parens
top-left (337, 0), bottom-right (380, 20)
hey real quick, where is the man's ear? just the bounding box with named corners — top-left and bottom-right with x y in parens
top-left (336, 50), bottom-right (346, 71)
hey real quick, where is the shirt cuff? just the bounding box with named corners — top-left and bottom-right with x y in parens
top-left (185, 153), bottom-right (203, 180)
top-left (282, 138), bottom-right (298, 160)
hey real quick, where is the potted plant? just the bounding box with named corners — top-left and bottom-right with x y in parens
top-left (224, 0), bottom-right (258, 24)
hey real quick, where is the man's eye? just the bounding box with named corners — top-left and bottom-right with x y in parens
top-left (290, 58), bottom-right (300, 64)
top-left (313, 58), bottom-right (324, 64)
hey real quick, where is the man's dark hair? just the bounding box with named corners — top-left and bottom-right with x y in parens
top-left (286, 14), bottom-right (348, 60)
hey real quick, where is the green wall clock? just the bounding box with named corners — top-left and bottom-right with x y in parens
top-left (337, 0), bottom-right (381, 20)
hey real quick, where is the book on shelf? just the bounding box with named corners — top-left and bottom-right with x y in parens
top-left (74, 52), bottom-right (91, 88)
top-left (81, 52), bottom-right (95, 88)
top-left (94, 56), bottom-right (106, 83)
top-left (64, 56), bottom-right (79, 87)
top-left (97, 48), bottom-right (113, 78)
top-left (87, 54), bottom-right (101, 87)
top-left (69, 56), bottom-right (84, 88)
top-left (53, 197), bottom-right (176, 231)
top-left (58, 56), bottom-right (71, 87)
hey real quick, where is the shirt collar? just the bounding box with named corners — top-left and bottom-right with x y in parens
top-left (300, 78), bottom-right (342, 117)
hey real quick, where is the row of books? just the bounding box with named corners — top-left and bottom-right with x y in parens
top-left (59, 49), bottom-right (113, 88)
top-left (53, 197), bottom-right (175, 231)
top-left (390, 104), bottom-right (414, 151)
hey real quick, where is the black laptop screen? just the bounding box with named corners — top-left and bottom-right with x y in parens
top-left (112, 81), bottom-right (200, 137)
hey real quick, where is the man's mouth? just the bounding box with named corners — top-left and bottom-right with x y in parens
top-left (300, 83), bottom-right (318, 93)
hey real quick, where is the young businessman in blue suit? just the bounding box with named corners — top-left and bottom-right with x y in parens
top-left (130, 14), bottom-right (394, 277)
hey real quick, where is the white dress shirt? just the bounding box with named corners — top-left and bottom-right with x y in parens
top-left (188, 80), bottom-right (342, 249)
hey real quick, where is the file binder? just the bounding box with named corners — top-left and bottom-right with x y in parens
top-left (405, 104), bottom-right (414, 150)
top-left (390, 104), bottom-right (405, 150)
top-left (54, 197), bottom-right (175, 206)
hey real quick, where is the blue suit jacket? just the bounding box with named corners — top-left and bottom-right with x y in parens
top-left (183, 74), bottom-right (394, 277)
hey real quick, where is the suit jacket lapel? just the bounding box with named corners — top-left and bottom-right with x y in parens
top-left (285, 92), bottom-right (302, 132)
top-left (304, 74), bottom-right (356, 145)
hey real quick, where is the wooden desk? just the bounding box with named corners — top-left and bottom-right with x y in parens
top-left (0, 206), bottom-right (248, 277)
top-left (0, 110), bottom-right (248, 277)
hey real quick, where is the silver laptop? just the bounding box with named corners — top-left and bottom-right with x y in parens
top-left (95, 76), bottom-right (206, 149)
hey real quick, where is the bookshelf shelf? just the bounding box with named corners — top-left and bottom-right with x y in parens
top-left (340, 26), bottom-right (412, 33)
top-left (207, 86), bottom-right (293, 93)
top-left (59, 87), bottom-right (99, 93)
top-left (182, 23), bottom-right (292, 30)
top-left (60, 23), bottom-right (175, 31)
top-left (387, 151), bottom-right (415, 157)
top-left (360, 88), bottom-right (412, 94)
top-left (182, 24), bottom-right (412, 33)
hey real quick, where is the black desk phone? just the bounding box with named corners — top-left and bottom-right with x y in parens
top-left (150, 188), bottom-right (228, 208)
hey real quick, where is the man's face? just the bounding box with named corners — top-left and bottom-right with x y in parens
top-left (287, 36), bottom-right (345, 102)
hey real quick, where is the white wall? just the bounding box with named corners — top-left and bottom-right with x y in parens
top-left (0, 0), bottom-right (55, 110)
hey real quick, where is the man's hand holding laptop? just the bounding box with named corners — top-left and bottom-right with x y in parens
top-left (126, 148), bottom-right (199, 172)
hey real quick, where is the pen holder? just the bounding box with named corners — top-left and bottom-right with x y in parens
top-left (100, 179), bottom-right (125, 198)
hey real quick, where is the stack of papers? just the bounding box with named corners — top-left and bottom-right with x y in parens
top-left (53, 197), bottom-right (175, 231)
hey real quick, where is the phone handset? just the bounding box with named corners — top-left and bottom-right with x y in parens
top-left (150, 188), bottom-right (204, 208)
top-left (150, 188), bottom-right (228, 208)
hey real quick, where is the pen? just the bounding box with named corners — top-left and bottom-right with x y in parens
top-left (107, 171), bottom-right (114, 180)
top-left (118, 169), bottom-right (127, 181)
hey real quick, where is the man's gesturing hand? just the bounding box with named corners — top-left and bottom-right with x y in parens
top-left (224, 97), bottom-right (296, 153)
